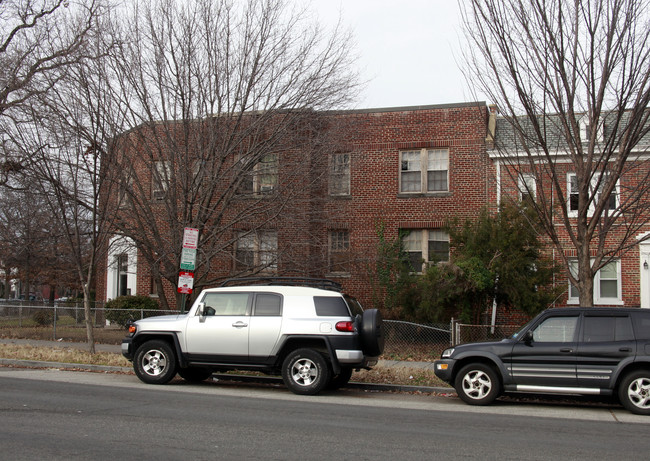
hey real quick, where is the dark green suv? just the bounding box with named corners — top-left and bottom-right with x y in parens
top-left (434, 307), bottom-right (650, 415)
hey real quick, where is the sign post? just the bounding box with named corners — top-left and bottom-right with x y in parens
top-left (177, 227), bottom-right (199, 312)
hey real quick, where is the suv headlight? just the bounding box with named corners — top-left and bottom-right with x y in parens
top-left (441, 347), bottom-right (455, 358)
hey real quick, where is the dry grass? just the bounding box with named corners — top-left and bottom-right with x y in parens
top-left (0, 326), bottom-right (452, 388)
top-left (0, 343), bottom-right (131, 367)
top-left (0, 325), bottom-right (127, 344)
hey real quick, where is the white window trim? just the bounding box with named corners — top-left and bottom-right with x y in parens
top-left (399, 148), bottom-right (449, 194)
top-left (579, 116), bottom-right (604, 144)
top-left (566, 172), bottom-right (620, 218)
top-left (567, 259), bottom-right (623, 305)
top-left (518, 173), bottom-right (536, 201)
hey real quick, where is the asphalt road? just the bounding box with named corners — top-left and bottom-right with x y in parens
top-left (1, 367), bottom-right (649, 461)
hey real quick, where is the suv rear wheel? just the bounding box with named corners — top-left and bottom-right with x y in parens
top-left (134, 340), bottom-right (177, 384)
top-left (618, 370), bottom-right (650, 415)
top-left (455, 363), bottom-right (500, 405)
top-left (282, 348), bottom-right (331, 395)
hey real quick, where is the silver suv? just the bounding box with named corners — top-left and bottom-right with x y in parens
top-left (121, 278), bottom-right (384, 395)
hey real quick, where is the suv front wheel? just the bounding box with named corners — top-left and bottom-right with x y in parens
top-left (618, 370), bottom-right (650, 415)
top-left (282, 348), bottom-right (331, 395)
top-left (134, 340), bottom-right (178, 384)
top-left (454, 363), bottom-right (501, 405)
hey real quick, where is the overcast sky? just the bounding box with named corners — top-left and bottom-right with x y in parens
top-left (307, 0), bottom-right (478, 110)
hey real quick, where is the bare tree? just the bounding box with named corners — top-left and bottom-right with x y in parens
top-left (5, 4), bottom-right (120, 352)
top-left (461, 0), bottom-right (650, 306)
top-left (0, 0), bottom-right (107, 186)
top-left (102, 0), bottom-right (360, 309)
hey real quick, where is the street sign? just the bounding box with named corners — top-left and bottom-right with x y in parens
top-left (182, 227), bottom-right (199, 249)
top-left (180, 247), bottom-right (197, 271)
top-left (177, 271), bottom-right (194, 294)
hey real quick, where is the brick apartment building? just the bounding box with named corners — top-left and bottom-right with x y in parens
top-left (96, 101), bottom-right (650, 317)
top-left (492, 112), bottom-right (650, 310)
top-left (97, 102), bottom-right (493, 311)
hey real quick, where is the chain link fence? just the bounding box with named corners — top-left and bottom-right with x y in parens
top-left (0, 301), bottom-right (176, 342)
top-left (1, 302), bottom-right (525, 359)
top-left (450, 319), bottom-right (522, 346)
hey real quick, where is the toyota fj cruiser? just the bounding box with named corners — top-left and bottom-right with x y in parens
top-left (434, 307), bottom-right (650, 415)
top-left (122, 278), bottom-right (384, 395)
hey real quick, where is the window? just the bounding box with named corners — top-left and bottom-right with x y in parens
top-left (200, 293), bottom-right (250, 316)
top-left (314, 296), bottom-right (350, 316)
top-left (532, 316), bottom-right (578, 342)
top-left (583, 316), bottom-right (634, 342)
top-left (400, 148), bottom-right (448, 193)
top-left (518, 173), bottom-right (536, 202)
top-left (580, 117), bottom-right (604, 144)
top-left (116, 254), bottom-right (130, 297)
top-left (568, 259), bottom-right (622, 304)
top-left (152, 161), bottom-right (170, 200)
top-left (239, 154), bottom-right (278, 194)
top-left (254, 293), bottom-right (282, 316)
top-left (567, 173), bottom-right (618, 216)
top-left (329, 230), bottom-right (350, 273)
top-left (118, 171), bottom-right (133, 209)
top-left (330, 153), bottom-right (350, 195)
top-left (235, 230), bottom-right (278, 272)
top-left (402, 229), bottom-right (450, 272)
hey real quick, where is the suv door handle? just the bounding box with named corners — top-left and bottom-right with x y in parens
top-left (619, 347), bottom-right (632, 352)
top-left (232, 321), bottom-right (248, 328)
top-left (560, 348), bottom-right (573, 353)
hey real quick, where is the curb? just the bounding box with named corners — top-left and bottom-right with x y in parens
top-left (0, 358), bottom-right (454, 395)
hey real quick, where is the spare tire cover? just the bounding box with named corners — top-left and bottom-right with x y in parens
top-left (360, 309), bottom-right (384, 356)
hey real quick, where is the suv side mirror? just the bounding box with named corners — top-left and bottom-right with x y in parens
top-left (522, 330), bottom-right (534, 344)
top-left (197, 302), bottom-right (206, 318)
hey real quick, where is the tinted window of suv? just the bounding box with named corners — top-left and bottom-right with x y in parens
top-left (583, 315), bottom-right (634, 342)
top-left (314, 296), bottom-right (349, 316)
top-left (254, 293), bottom-right (282, 316)
top-left (632, 312), bottom-right (650, 340)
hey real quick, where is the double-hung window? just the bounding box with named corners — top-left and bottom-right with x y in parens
top-left (400, 148), bottom-right (449, 193)
top-left (568, 259), bottom-right (622, 304)
top-left (152, 161), bottom-right (170, 200)
top-left (328, 230), bottom-right (350, 273)
top-left (239, 154), bottom-right (278, 195)
top-left (567, 173), bottom-right (618, 217)
top-left (330, 153), bottom-right (350, 196)
top-left (401, 229), bottom-right (450, 272)
top-left (235, 230), bottom-right (278, 272)
top-left (518, 173), bottom-right (536, 203)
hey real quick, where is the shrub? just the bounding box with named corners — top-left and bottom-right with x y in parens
top-left (105, 295), bottom-right (161, 327)
top-left (33, 309), bottom-right (58, 326)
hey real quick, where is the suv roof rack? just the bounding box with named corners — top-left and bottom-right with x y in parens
top-left (219, 277), bottom-right (342, 292)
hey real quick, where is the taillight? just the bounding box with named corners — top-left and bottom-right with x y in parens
top-left (335, 321), bottom-right (355, 332)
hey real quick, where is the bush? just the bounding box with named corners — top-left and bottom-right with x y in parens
top-left (33, 309), bottom-right (58, 326)
top-left (105, 295), bottom-right (161, 327)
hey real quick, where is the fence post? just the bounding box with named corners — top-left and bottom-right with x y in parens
top-left (53, 304), bottom-right (57, 340)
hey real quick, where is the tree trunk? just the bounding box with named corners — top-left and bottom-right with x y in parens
top-left (83, 285), bottom-right (96, 354)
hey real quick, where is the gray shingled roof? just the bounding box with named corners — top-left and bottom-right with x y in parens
top-left (493, 111), bottom-right (650, 153)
